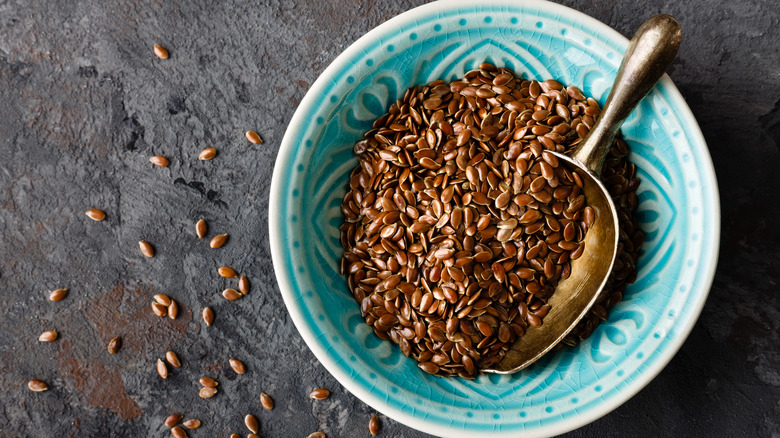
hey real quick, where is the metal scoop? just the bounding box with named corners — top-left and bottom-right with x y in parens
top-left (484, 14), bottom-right (681, 374)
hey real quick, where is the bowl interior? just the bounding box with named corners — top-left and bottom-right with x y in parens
top-left (270, 1), bottom-right (719, 436)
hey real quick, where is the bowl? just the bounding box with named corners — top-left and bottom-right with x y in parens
top-left (269, 1), bottom-right (720, 436)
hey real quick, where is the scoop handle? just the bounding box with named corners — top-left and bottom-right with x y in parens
top-left (571, 14), bottom-right (681, 175)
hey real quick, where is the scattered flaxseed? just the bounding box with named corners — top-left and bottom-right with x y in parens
top-left (154, 294), bottom-right (172, 307)
top-left (28, 379), bottom-right (49, 392)
top-left (199, 376), bottom-right (218, 388)
top-left (164, 413), bottom-right (183, 427)
top-left (170, 426), bottom-right (187, 438)
top-left (151, 302), bottom-right (168, 317)
top-left (166, 351), bottom-right (181, 368)
top-left (107, 336), bottom-right (122, 354)
top-left (309, 388), bottom-right (330, 400)
top-left (306, 433), bottom-right (326, 438)
top-left (245, 130), bottom-right (263, 144)
top-left (38, 330), bottom-right (58, 342)
top-left (149, 155), bottom-right (170, 167)
top-left (139, 240), bottom-right (155, 257)
top-left (238, 275), bottom-right (250, 295)
top-left (210, 233), bottom-right (228, 249)
top-left (229, 358), bottom-right (246, 374)
top-left (168, 299), bottom-right (178, 319)
top-left (153, 44), bottom-right (169, 60)
top-left (198, 386), bottom-right (217, 399)
top-left (85, 209), bottom-right (106, 221)
top-left (198, 148), bottom-right (216, 161)
top-left (49, 288), bottom-right (68, 302)
top-left (156, 358), bottom-right (168, 379)
top-left (196, 219), bottom-right (207, 239)
top-left (222, 288), bottom-right (241, 301)
top-left (202, 307), bottom-right (214, 326)
top-left (182, 419), bottom-right (201, 429)
top-left (369, 414), bottom-right (381, 435)
top-left (218, 266), bottom-right (237, 278)
top-left (260, 392), bottom-right (274, 410)
top-left (244, 414), bottom-right (259, 434)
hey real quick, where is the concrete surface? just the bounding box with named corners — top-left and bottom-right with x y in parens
top-left (0, 0), bottom-right (778, 436)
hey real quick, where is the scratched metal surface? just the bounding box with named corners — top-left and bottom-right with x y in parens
top-left (0, 0), bottom-right (778, 437)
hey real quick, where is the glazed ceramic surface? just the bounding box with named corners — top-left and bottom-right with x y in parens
top-left (269, 1), bottom-right (719, 436)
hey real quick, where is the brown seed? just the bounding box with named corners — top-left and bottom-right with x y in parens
top-left (199, 376), bottom-right (218, 387)
top-left (157, 358), bottom-right (168, 379)
top-left (198, 147), bottom-right (216, 160)
top-left (309, 388), bottom-right (330, 399)
top-left (238, 275), bottom-right (250, 295)
top-left (107, 336), bottom-right (122, 354)
top-left (49, 288), bottom-right (68, 302)
top-left (195, 219), bottom-right (207, 239)
top-left (229, 358), bottom-right (246, 374)
top-left (170, 426), bottom-right (187, 438)
top-left (154, 294), bottom-right (172, 306)
top-left (210, 233), bottom-right (228, 249)
top-left (306, 433), bottom-right (326, 438)
top-left (151, 302), bottom-right (168, 317)
top-left (248, 435), bottom-right (260, 438)
top-left (168, 299), bottom-right (179, 319)
top-left (153, 44), bottom-right (169, 59)
top-left (260, 392), bottom-right (274, 410)
top-left (245, 130), bottom-right (263, 144)
top-left (85, 209), bottom-right (106, 221)
top-left (28, 379), bottom-right (48, 392)
top-left (139, 240), bottom-right (155, 257)
top-left (166, 351), bottom-right (181, 367)
top-left (369, 414), bottom-right (381, 435)
top-left (149, 155), bottom-right (170, 167)
top-left (202, 307), bottom-right (214, 326)
top-left (38, 330), bottom-right (58, 342)
top-left (244, 414), bottom-right (259, 433)
top-left (182, 419), bottom-right (201, 429)
top-left (230, 435), bottom-right (241, 438)
top-left (222, 288), bottom-right (242, 301)
top-left (164, 413), bottom-right (183, 427)
top-left (199, 386), bottom-right (217, 398)
top-left (218, 266), bottom-right (238, 278)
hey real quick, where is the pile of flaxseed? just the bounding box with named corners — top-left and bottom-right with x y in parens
top-left (340, 63), bottom-right (642, 378)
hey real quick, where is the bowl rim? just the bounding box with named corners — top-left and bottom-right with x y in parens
top-left (269, 0), bottom-right (720, 436)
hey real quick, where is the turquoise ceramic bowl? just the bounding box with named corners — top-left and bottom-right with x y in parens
top-left (269, 1), bottom-right (719, 436)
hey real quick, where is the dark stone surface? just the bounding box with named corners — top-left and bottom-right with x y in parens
top-left (0, 0), bottom-right (778, 436)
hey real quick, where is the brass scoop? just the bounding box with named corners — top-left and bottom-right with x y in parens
top-left (484, 14), bottom-right (681, 374)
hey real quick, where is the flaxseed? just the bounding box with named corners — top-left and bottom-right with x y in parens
top-left (107, 336), bottom-right (121, 354)
top-left (260, 392), bottom-right (274, 410)
top-left (149, 155), bottom-right (169, 167)
top-left (153, 44), bottom-right (169, 59)
top-left (166, 351), bottom-right (181, 367)
top-left (244, 414), bottom-right (259, 434)
top-left (38, 330), bottom-right (57, 342)
top-left (49, 288), bottom-right (68, 301)
top-left (229, 358), bottom-right (246, 374)
top-left (196, 219), bottom-right (207, 239)
top-left (210, 234), bottom-right (228, 249)
top-left (85, 209), bottom-right (106, 221)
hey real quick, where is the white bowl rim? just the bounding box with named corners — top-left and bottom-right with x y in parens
top-left (269, 0), bottom-right (720, 436)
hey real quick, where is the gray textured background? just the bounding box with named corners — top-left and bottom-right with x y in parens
top-left (0, 0), bottom-right (778, 437)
